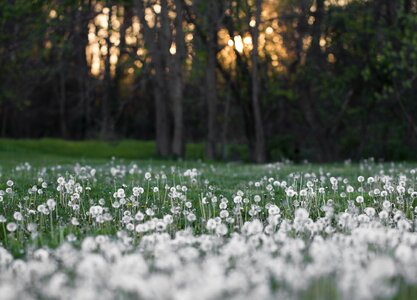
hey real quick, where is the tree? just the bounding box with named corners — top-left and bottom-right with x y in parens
top-left (205, 0), bottom-right (220, 160)
top-left (251, 0), bottom-right (266, 163)
top-left (136, 0), bottom-right (171, 157)
top-left (170, 0), bottom-right (186, 158)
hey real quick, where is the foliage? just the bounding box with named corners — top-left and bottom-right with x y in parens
top-left (0, 0), bottom-right (417, 161)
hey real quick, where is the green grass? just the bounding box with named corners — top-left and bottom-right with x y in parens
top-left (0, 140), bottom-right (416, 299)
top-left (0, 138), bottom-right (177, 160)
top-left (0, 138), bottom-right (252, 166)
top-left (0, 143), bottom-right (257, 255)
top-left (0, 142), bottom-right (388, 251)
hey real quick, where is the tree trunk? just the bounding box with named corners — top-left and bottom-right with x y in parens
top-left (308, 0), bottom-right (324, 65)
top-left (101, 2), bottom-right (115, 139)
top-left (295, 0), bottom-right (333, 161)
top-left (221, 83), bottom-right (231, 160)
top-left (59, 66), bottom-right (68, 138)
top-left (1, 103), bottom-right (7, 137)
top-left (136, 0), bottom-right (171, 156)
top-left (171, 0), bottom-right (185, 158)
top-left (404, 0), bottom-right (412, 13)
top-left (251, 0), bottom-right (266, 163)
top-left (206, 0), bottom-right (219, 160)
top-left (154, 56), bottom-right (171, 157)
top-left (76, 0), bottom-right (92, 138)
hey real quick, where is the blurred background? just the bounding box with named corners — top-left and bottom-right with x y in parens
top-left (0, 0), bottom-right (417, 162)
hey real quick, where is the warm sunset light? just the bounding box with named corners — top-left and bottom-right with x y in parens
top-left (83, 0), bottom-right (305, 79)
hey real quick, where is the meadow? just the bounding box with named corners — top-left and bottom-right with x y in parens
top-left (0, 140), bottom-right (417, 300)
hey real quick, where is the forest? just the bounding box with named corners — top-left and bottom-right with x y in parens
top-left (1, 0), bottom-right (417, 162)
top-left (2, 2), bottom-right (417, 299)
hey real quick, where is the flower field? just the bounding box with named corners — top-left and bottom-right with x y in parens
top-left (0, 158), bottom-right (417, 299)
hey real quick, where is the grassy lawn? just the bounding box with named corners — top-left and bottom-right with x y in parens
top-left (0, 139), bottom-right (416, 299)
top-left (0, 138), bottom-right (197, 163)
top-left (0, 138), bottom-right (255, 166)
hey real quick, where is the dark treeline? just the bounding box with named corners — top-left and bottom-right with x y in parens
top-left (1, 0), bottom-right (417, 162)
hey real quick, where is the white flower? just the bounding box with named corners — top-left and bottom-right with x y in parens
top-left (116, 188), bottom-right (125, 198)
top-left (46, 199), bottom-right (56, 210)
top-left (379, 211), bottom-right (388, 219)
top-left (295, 208), bottom-right (309, 220)
top-left (286, 188), bottom-right (296, 197)
top-left (233, 195), bottom-right (242, 204)
top-left (364, 207), bottom-right (376, 217)
top-left (13, 212), bottom-right (23, 221)
top-left (6, 222), bottom-right (17, 232)
top-left (206, 219), bottom-right (217, 230)
top-left (268, 205), bottom-right (280, 215)
top-left (187, 213), bottom-right (196, 222)
top-left (397, 219), bottom-right (411, 231)
top-left (383, 200), bottom-right (391, 210)
top-left (135, 211), bottom-right (145, 221)
top-left (89, 205), bottom-right (103, 217)
top-left (163, 214), bottom-right (173, 224)
top-left (247, 219), bottom-right (263, 235)
top-left (215, 224), bottom-right (228, 236)
top-left (220, 210), bottom-right (229, 218)
top-left (145, 208), bottom-right (154, 217)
